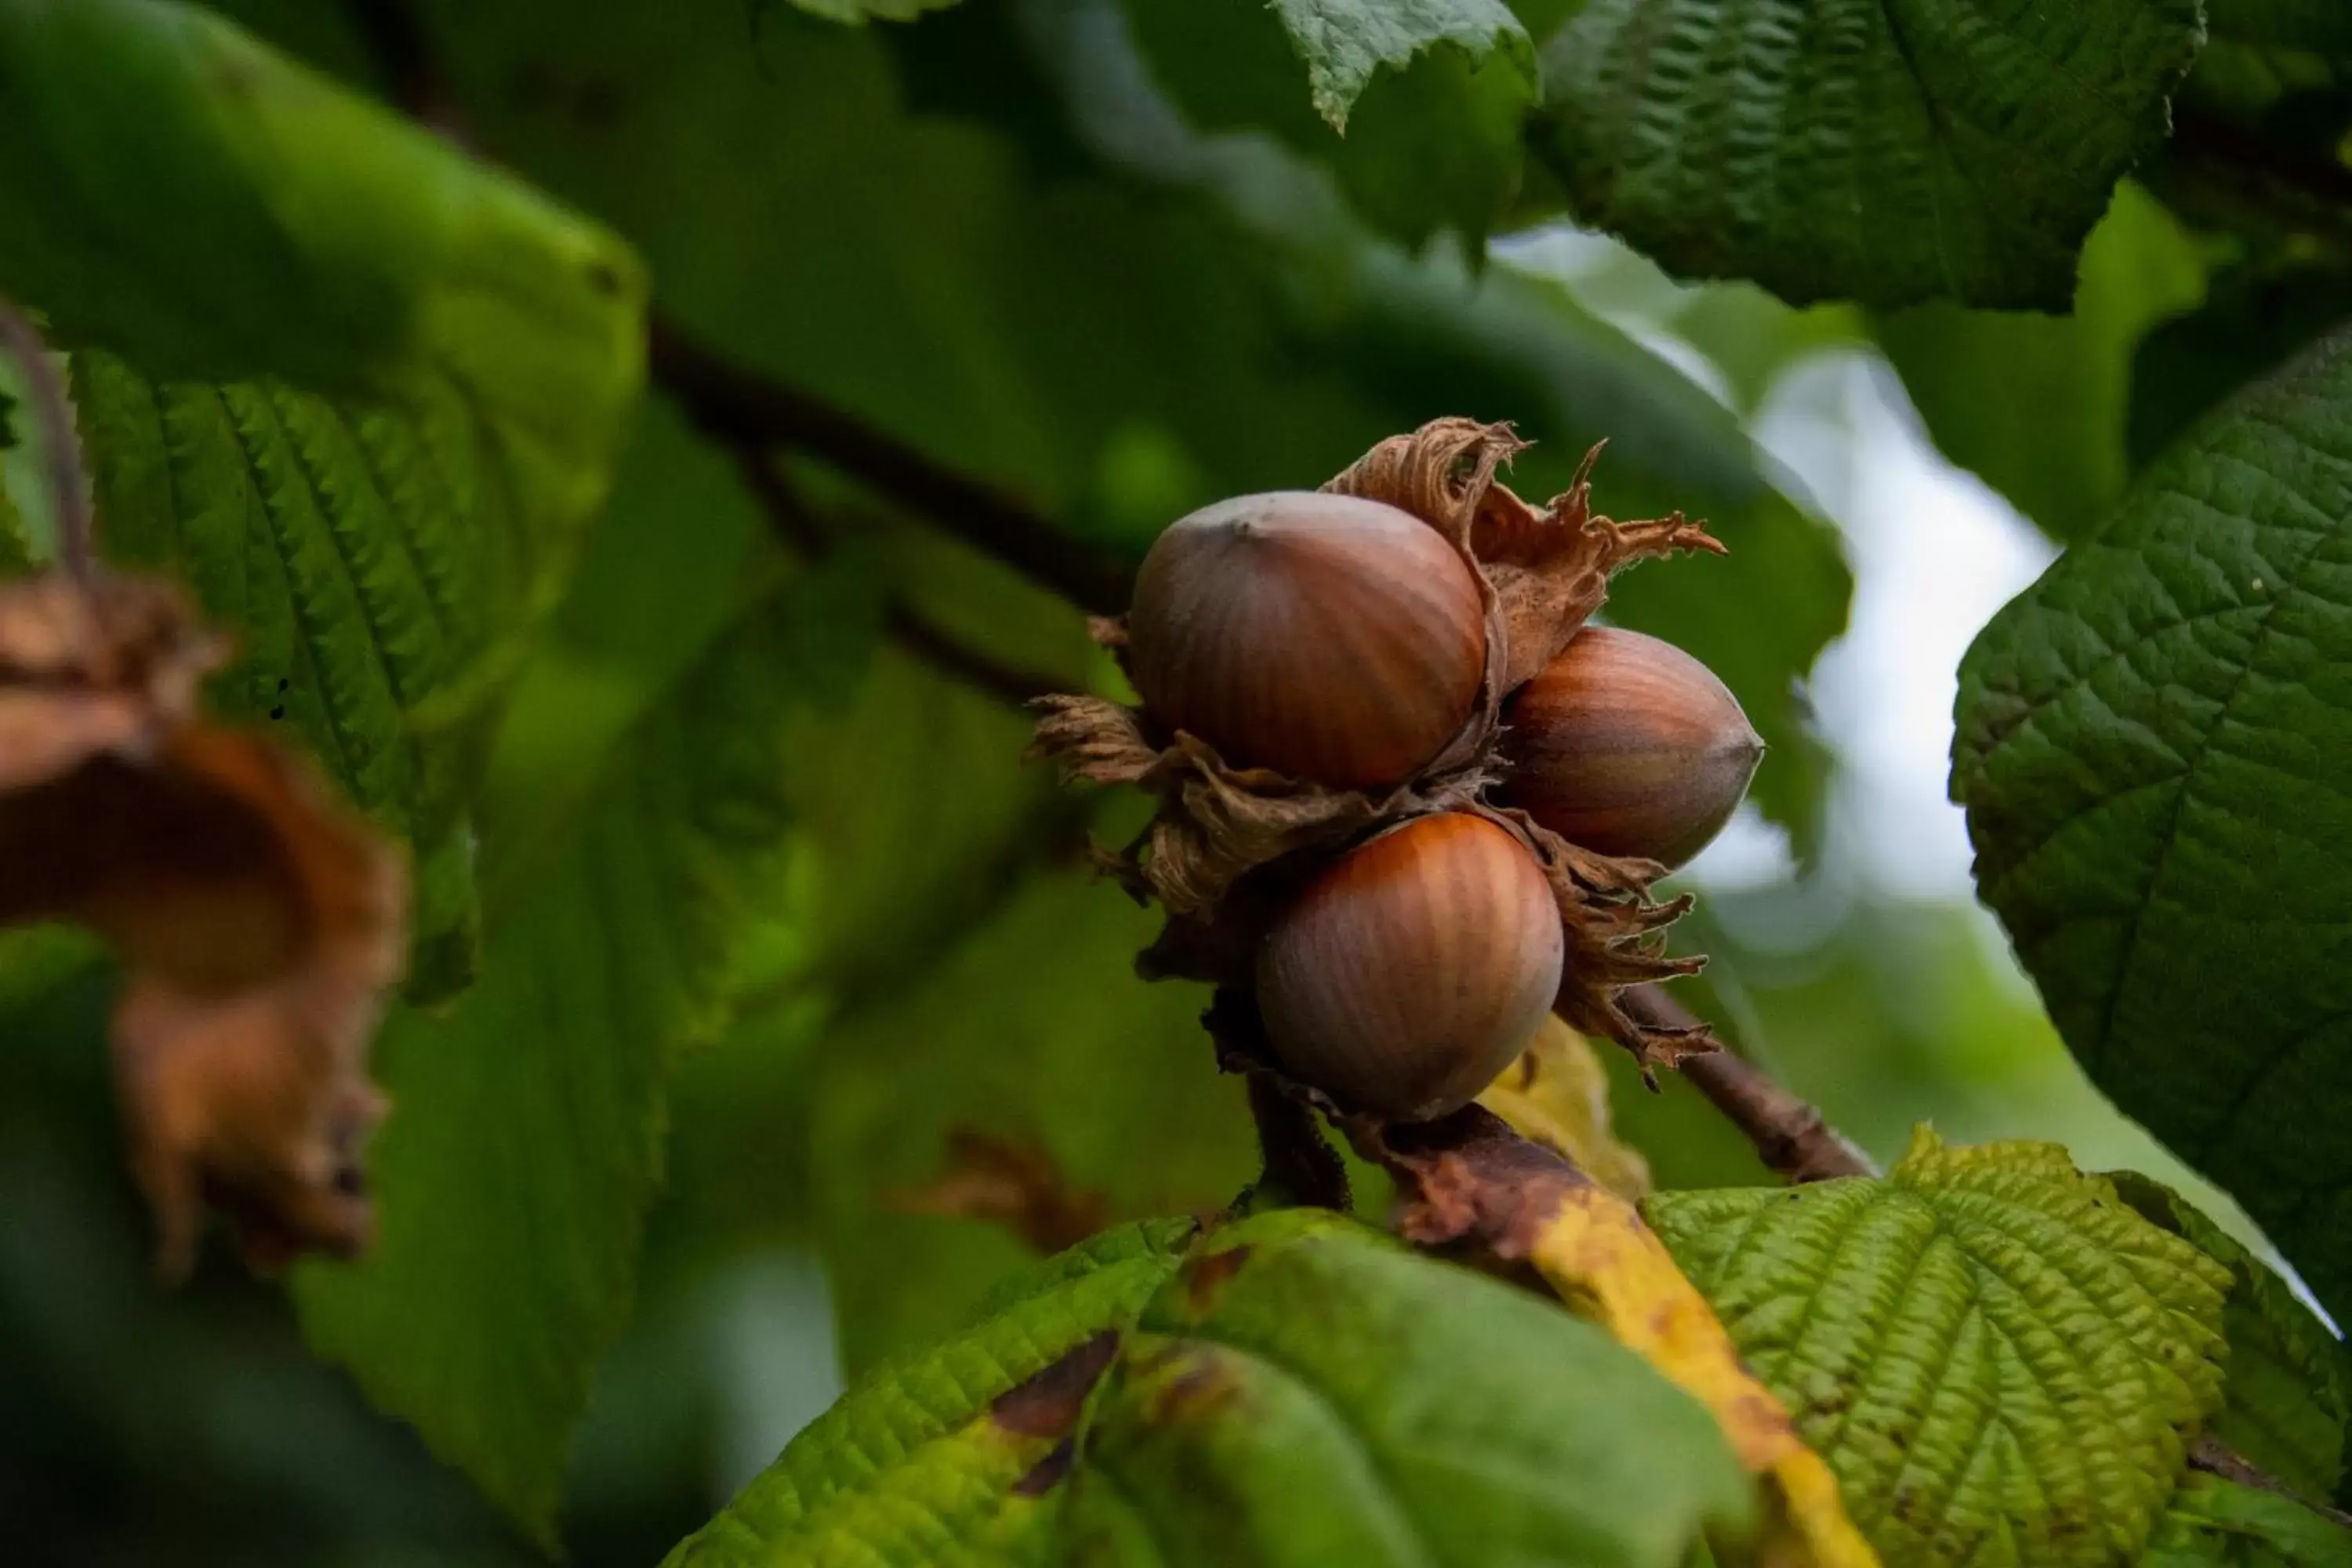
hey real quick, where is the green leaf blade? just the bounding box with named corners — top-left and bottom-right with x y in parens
top-left (0, 0), bottom-right (644, 426)
top-left (73, 351), bottom-right (586, 991)
top-left (677, 1205), bottom-right (1753, 1567)
top-left (1646, 1131), bottom-right (2233, 1566)
top-left (663, 1218), bottom-right (1196, 1567)
top-left (1953, 325), bottom-right (2352, 1327)
top-left (2116, 1177), bottom-right (2352, 1507)
top-left (1534, 0), bottom-right (2205, 308)
top-left (1265, 0), bottom-right (1534, 131)
top-left (293, 596), bottom-right (817, 1541)
top-left (2144, 1476), bottom-right (2352, 1568)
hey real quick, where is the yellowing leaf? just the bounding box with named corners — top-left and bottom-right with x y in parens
top-left (1379, 1108), bottom-right (1876, 1568)
top-left (1479, 1014), bottom-right (1652, 1199)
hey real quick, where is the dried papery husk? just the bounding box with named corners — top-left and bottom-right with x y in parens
top-left (0, 571), bottom-right (405, 1277)
top-left (1324, 419), bottom-right (1726, 693)
top-left (1030, 418), bottom-right (1732, 1089)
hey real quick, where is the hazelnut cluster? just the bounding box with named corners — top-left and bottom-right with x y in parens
top-left (1035, 420), bottom-right (1761, 1123)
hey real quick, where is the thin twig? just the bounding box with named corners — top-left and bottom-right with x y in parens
top-left (883, 606), bottom-right (1060, 707)
top-left (650, 317), bottom-right (1133, 616)
top-left (1246, 1073), bottom-right (1353, 1212)
top-left (0, 301), bottom-right (93, 580)
top-left (2190, 1432), bottom-right (2352, 1531)
top-left (1622, 984), bottom-right (1874, 1182)
top-left (729, 442), bottom-right (1068, 706)
top-left (2171, 111), bottom-right (2352, 214)
top-left (341, 0), bottom-right (1118, 684)
top-left (342, 0), bottom-right (470, 141)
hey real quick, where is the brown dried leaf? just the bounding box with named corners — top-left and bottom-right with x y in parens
top-left (1375, 1108), bottom-right (1878, 1568)
top-left (886, 1127), bottom-right (1112, 1257)
top-left (0, 572), bottom-right (405, 1278)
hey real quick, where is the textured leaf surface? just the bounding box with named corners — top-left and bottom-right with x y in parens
top-left (667, 1218), bottom-right (1196, 1567)
top-left (1533, 0), bottom-right (2205, 308)
top-left (1120, 0), bottom-right (1540, 245)
top-left (671, 1207), bottom-right (1753, 1567)
top-left (0, 0), bottom-right (644, 498)
top-left (1953, 328), bottom-right (2352, 1329)
top-left (2129, 270), bottom-right (2352, 477)
top-left (71, 350), bottom-right (572, 989)
top-left (2142, 1476), bottom-right (2352, 1568)
top-left (2117, 1176), bottom-right (2351, 1506)
top-left (1646, 1131), bottom-right (2232, 1566)
top-left (292, 590), bottom-right (821, 1541)
top-left (1260, 0), bottom-right (1534, 129)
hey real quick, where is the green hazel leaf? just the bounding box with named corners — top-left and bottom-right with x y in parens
top-left (0, 448), bottom-right (28, 578)
top-left (1077, 1207), bottom-right (1753, 1567)
top-left (809, 866), bottom-right (1255, 1377)
top-left (1531, 0), bottom-right (2205, 310)
top-left (2142, 1475), bottom-right (2352, 1568)
top-left (292, 584), bottom-right (843, 1544)
top-left (1261, 0), bottom-right (1535, 132)
top-left (664, 1218), bottom-right (1197, 1567)
top-left (0, 0), bottom-right (644, 502)
top-left (1951, 324), bottom-right (2352, 1331)
top-left (1875, 183), bottom-right (2209, 543)
top-left (70, 349), bottom-right (570, 999)
top-left (2113, 1175), bottom-right (2352, 1507)
top-left (1119, 0), bottom-right (1540, 246)
top-left (1645, 1130), bottom-right (2234, 1567)
top-left (2128, 269), bottom-right (2352, 477)
top-left (670, 1207), bottom-right (1754, 1567)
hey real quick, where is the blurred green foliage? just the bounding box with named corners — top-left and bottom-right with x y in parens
top-left (5, 0), bottom-right (2352, 1562)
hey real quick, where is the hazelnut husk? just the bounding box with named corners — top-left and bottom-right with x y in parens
top-left (1032, 419), bottom-right (1733, 1117)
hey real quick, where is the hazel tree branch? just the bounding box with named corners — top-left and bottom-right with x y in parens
top-left (2190, 1432), bottom-right (2352, 1533)
top-left (339, 0), bottom-right (1087, 705)
top-left (648, 318), bottom-right (1134, 616)
top-left (1621, 982), bottom-right (1875, 1182)
top-left (0, 300), bottom-right (93, 580)
top-left (728, 442), bottom-right (1067, 707)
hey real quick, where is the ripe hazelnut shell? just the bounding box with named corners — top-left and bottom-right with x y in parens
top-left (1257, 812), bottom-right (1564, 1120)
top-left (1126, 492), bottom-right (1486, 792)
top-left (1499, 626), bottom-right (1763, 870)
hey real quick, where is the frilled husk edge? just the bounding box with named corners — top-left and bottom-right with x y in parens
top-left (1029, 419), bottom-right (1730, 1088)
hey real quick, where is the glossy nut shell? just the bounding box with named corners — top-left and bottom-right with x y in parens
top-left (1499, 627), bottom-right (1763, 869)
top-left (1258, 813), bottom-right (1564, 1120)
top-left (1127, 492), bottom-right (1486, 791)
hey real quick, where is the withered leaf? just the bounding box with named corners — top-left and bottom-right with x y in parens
top-left (0, 572), bottom-right (405, 1278)
top-left (886, 1127), bottom-right (1112, 1258)
top-left (1478, 1014), bottom-right (1653, 1200)
top-left (1375, 1107), bottom-right (1878, 1568)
